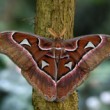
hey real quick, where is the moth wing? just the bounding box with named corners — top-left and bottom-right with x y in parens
top-left (0, 32), bottom-right (56, 101)
top-left (57, 34), bottom-right (109, 101)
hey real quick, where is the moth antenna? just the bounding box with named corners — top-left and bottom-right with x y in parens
top-left (48, 28), bottom-right (59, 39)
top-left (59, 28), bottom-right (66, 38)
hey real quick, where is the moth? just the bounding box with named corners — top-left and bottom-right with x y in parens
top-left (0, 29), bottom-right (110, 102)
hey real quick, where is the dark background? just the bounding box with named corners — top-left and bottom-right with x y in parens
top-left (0, 0), bottom-right (110, 110)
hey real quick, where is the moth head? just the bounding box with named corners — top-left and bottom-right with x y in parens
top-left (48, 28), bottom-right (66, 40)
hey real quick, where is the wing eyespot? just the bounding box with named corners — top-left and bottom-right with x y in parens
top-left (64, 62), bottom-right (72, 70)
top-left (20, 39), bottom-right (31, 47)
top-left (41, 60), bottom-right (49, 69)
top-left (84, 42), bottom-right (95, 49)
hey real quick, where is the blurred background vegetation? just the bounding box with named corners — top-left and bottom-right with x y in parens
top-left (0, 0), bottom-right (110, 110)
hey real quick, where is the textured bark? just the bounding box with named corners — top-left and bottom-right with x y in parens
top-left (33, 0), bottom-right (78, 110)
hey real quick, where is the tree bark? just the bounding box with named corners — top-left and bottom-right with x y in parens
top-left (33, 0), bottom-right (78, 110)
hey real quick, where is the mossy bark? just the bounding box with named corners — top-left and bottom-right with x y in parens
top-left (33, 0), bottom-right (78, 110)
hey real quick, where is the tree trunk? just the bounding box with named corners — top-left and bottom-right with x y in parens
top-left (33, 0), bottom-right (78, 110)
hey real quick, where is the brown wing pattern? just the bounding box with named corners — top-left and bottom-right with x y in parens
top-left (57, 35), bottom-right (109, 101)
top-left (0, 32), bottom-right (57, 101)
top-left (1, 32), bottom-right (110, 102)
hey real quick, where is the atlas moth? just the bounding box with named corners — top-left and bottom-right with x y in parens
top-left (0, 28), bottom-right (110, 102)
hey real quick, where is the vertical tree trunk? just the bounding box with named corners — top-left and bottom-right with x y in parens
top-left (33, 0), bottom-right (78, 110)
